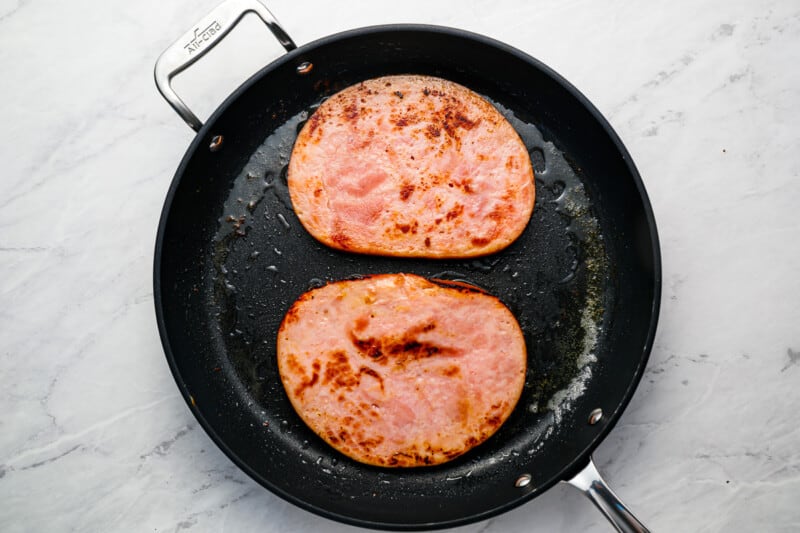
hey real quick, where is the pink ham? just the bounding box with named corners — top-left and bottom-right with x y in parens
top-left (288, 75), bottom-right (535, 258)
top-left (277, 274), bottom-right (527, 467)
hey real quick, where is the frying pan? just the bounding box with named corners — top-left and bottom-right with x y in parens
top-left (153, 1), bottom-right (661, 531)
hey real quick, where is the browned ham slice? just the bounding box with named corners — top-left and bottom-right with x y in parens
top-left (288, 75), bottom-right (535, 258)
top-left (277, 274), bottom-right (527, 467)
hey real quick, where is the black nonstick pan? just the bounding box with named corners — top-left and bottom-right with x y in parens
top-left (153, 1), bottom-right (660, 531)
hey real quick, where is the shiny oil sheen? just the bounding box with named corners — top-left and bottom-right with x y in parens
top-left (206, 88), bottom-right (612, 488)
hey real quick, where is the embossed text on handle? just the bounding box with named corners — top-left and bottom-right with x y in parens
top-left (184, 21), bottom-right (224, 55)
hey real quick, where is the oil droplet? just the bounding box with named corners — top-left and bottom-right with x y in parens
top-left (277, 213), bottom-right (290, 229)
top-left (431, 270), bottom-right (468, 281)
top-left (530, 147), bottom-right (546, 173)
top-left (249, 251), bottom-right (260, 260)
top-left (469, 258), bottom-right (499, 272)
top-left (307, 278), bottom-right (325, 289)
top-left (550, 180), bottom-right (566, 199)
top-left (266, 265), bottom-right (278, 272)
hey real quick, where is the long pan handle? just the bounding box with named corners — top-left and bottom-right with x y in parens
top-left (564, 457), bottom-right (650, 533)
top-left (154, 0), bottom-right (296, 131)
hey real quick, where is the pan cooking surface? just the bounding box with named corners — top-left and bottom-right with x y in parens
top-left (156, 26), bottom-right (659, 529)
top-left (206, 92), bottom-right (611, 475)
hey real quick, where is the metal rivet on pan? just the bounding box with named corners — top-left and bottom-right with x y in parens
top-left (515, 473), bottom-right (532, 488)
top-left (588, 408), bottom-right (603, 425)
top-left (296, 61), bottom-right (313, 75)
top-left (209, 135), bottom-right (224, 152)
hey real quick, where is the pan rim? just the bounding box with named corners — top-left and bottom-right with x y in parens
top-left (153, 23), bottom-right (661, 531)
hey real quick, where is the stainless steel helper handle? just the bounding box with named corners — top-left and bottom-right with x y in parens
top-left (564, 457), bottom-right (650, 533)
top-left (154, 0), bottom-right (296, 131)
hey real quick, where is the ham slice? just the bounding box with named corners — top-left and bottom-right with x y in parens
top-left (288, 75), bottom-right (535, 258)
top-left (277, 273), bottom-right (527, 467)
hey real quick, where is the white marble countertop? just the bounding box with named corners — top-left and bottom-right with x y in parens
top-left (2, 0), bottom-right (799, 531)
